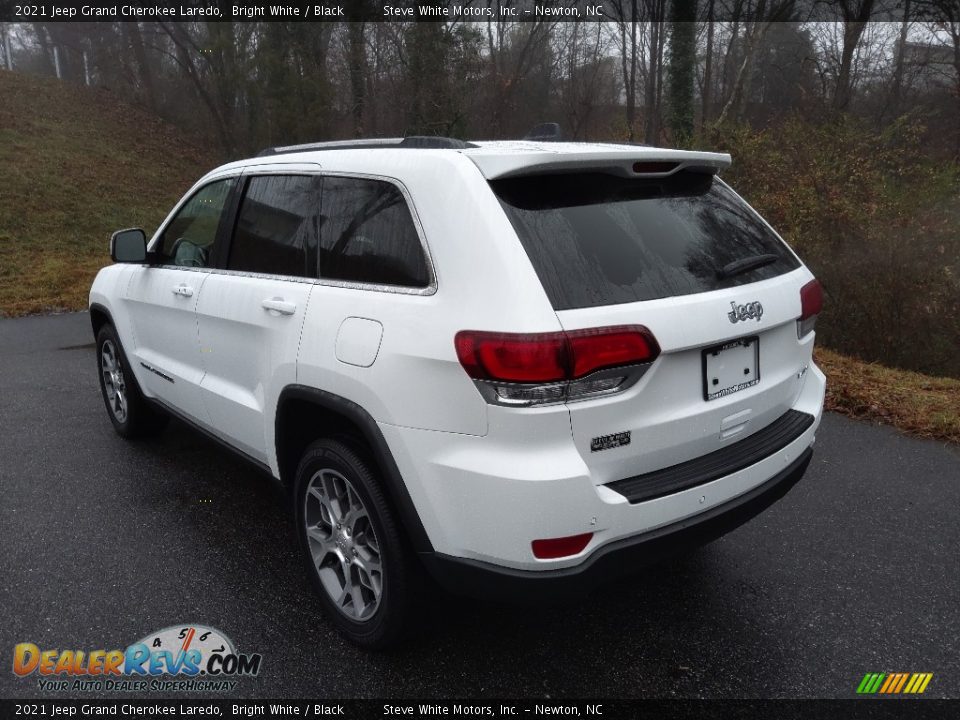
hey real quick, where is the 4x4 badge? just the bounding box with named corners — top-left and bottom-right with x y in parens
top-left (728, 301), bottom-right (763, 323)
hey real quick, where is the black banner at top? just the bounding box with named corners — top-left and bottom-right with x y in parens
top-left (0, 0), bottom-right (924, 24)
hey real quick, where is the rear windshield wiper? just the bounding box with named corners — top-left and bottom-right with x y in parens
top-left (716, 254), bottom-right (780, 280)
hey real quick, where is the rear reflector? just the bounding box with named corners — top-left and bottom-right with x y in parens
top-left (455, 326), bottom-right (660, 384)
top-left (532, 532), bottom-right (593, 559)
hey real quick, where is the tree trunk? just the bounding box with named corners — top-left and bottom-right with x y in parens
top-left (667, 0), bottom-right (696, 146)
top-left (834, 0), bottom-right (876, 112)
top-left (643, 16), bottom-right (661, 143)
top-left (890, 0), bottom-right (911, 112)
top-left (347, 22), bottom-right (366, 136)
top-left (124, 22), bottom-right (157, 113)
top-left (700, 0), bottom-right (715, 132)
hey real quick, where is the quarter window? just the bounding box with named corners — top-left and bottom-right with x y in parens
top-left (228, 175), bottom-right (322, 278)
top-left (158, 178), bottom-right (235, 268)
top-left (319, 177), bottom-right (430, 288)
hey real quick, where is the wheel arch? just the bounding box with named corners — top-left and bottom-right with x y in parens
top-left (89, 302), bottom-right (114, 339)
top-left (275, 385), bottom-right (433, 554)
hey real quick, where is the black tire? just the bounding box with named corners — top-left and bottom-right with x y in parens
top-left (95, 324), bottom-right (168, 439)
top-left (294, 438), bottom-right (416, 648)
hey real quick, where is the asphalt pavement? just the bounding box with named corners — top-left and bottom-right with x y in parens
top-left (1, 312), bottom-right (958, 699)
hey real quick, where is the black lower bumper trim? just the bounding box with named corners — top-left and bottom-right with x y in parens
top-left (606, 409), bottom-right (815, 504)
top-left (420, 447), bottom-right (813, 602)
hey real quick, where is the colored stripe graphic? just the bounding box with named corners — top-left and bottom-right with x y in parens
top-left (857, 672), bottom-right (932, 694)
top-left (856, 674), bottom-right (875, 694)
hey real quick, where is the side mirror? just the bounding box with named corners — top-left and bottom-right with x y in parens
top-left (110, 228), bottom-right (147, 263)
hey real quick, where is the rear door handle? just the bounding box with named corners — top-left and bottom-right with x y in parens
top-left (172, 284), bottom-right (194, 297)
top-left (262, 298), bottom-right (296, 316)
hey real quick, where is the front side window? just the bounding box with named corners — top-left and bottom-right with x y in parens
top-left (158, 178), bottom-right (235, 268)
top-left (228, 175), bottom-right (322, 278)
top-left (319, 177), bottom-right (430, 288)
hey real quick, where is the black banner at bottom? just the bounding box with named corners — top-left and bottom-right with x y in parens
top-left (2, 699), bottom-right (958, 720)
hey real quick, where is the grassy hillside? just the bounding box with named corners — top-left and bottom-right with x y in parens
top-left (0, 70), bottom-right (216, 315)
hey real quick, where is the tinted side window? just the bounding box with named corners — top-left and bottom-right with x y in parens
top-left (319, 177), bottom-right (430, 288)
top-left (493, 172), bottom-right (800, 310)
top-left (228, 175), bottom-right (321, 278)
top-left (159, 178), bottom-right (235, 268)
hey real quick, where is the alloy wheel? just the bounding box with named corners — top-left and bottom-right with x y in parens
top-left (303, 468), bottom-right (383, 621)
top-left (100, 340), bottom-right (128, 423)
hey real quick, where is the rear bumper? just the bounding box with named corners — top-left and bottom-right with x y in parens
top-left (421, 446), bottom-right (812, 601)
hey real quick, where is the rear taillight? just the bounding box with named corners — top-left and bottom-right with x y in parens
top-left (532, 532), bottom-right (593, 559)
top-left (455, 325), bottom-right (660, 406)
top-left (798, 279), bottom-right (823, 338)
top-left (454, 332), bottom-right (567, 383)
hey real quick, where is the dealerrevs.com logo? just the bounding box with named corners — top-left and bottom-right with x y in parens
top-left (13, 624), bottom-right (262, 693)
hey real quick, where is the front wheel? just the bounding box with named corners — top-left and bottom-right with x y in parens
top-left (96, 324), bottom-right (167, 439)
top-left (294, 439), bottom-right (416, 648)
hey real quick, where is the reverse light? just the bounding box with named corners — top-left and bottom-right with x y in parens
top-left (798, 279), bottom-right (823, 338)
top-left (455, 326), bottom-right (660, 406)
top-left (532, 532), bottom-right (593, 559)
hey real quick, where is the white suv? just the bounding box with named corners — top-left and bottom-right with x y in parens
top-left (90, 137), bottom-right (825, 647)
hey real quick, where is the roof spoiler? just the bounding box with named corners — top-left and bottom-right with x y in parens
top-left (469, 149), bottom-right (732, 180)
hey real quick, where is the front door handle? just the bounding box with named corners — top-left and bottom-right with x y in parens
top-left (262, 298), bottom-right (296, 316)
top-left (172, 285), bottom-right (194, 297)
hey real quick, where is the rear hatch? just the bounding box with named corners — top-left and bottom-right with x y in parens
top-left (488, 161), bottom-right (812, 487)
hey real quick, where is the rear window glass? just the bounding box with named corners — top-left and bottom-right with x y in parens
top-left (492, 172), bottom-right (800, 310)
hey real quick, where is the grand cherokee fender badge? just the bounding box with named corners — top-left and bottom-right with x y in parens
top-left (728, 300), bottom-right (763, 324)
top-left (591, 431), bottom-right (631, 452)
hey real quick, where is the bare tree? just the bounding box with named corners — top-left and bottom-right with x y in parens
top-left (833, 0), bottom-right (877, 111)
top-left (608, 0), bottom-right (644, 140)
top-left (920, 0), bottom-right (960, 156)
top-left (643, 1), bottom-right (667, 143)
top-left (714, 0), bottom-right (797, 126)
top-left (701, 0), bottom-right (716, 130)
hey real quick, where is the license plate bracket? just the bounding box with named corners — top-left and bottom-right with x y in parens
top-left (702, 336), bottom-right (760, 401)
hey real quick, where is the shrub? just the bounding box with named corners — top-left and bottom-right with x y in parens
top-left (705, 116), bottom-right (960, 378)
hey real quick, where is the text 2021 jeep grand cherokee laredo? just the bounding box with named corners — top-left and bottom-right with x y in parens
top-left (90, 137), bottom-right (825, 647)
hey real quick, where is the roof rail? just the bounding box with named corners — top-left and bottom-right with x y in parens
top-left (257, 136), bottom-right (477, 157)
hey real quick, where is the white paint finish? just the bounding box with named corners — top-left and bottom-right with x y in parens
top-left (461, 141), bottom-right (731, 179)
top-left (122, 266), bottom-right (210, 423)
top-left (335, 318), bottom-right (384, 368)
top-left (297, 283), bottom-right (491, 437)
top-left (380, 365), bottom-right (824, 570)
top-left (195, 273), bottom-right (313, 464)
top-left (90, 142), bottom-right (827, 575)
top-left (555, 268), bottom-right (817, 486)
